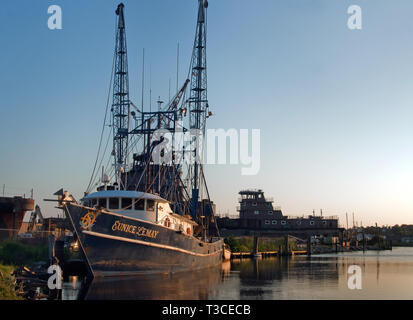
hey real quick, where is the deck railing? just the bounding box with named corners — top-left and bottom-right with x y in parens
top-left (238, 196), bottom-right (275, 203)
top-left (285, 215), bottom-right (339, 220)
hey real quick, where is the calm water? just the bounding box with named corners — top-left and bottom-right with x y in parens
top-left (62, 247), bottom-right (413, 300)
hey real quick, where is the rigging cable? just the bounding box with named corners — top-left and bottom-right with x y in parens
top-left (89, 129), bottom-right (113, 190)
top-left (86, 20), bottom-right (118, 194)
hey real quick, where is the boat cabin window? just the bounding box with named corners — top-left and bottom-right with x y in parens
top-left (164, 218), bottom-right (171, 227)
top-left (85, 199), bottom-right (96, 207)
top-left (98, 198), bottom-right (106, 208)
top-left (146, 200), bottom-right (155, 211)
top-left (135, 199), bottom-right (144, 210)
top-left (121, 198), bottom-right (132, 210)
top-left (109, 198), bottom-right (119, 210)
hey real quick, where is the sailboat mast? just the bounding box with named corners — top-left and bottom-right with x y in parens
top-left (112, 3), bottom-right (130, 188)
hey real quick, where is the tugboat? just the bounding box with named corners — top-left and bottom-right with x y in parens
top-left (55, 1), bottom-right (224, 277)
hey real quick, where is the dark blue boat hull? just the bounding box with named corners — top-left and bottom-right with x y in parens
top-left (63, 203), bottom-right (223, 277)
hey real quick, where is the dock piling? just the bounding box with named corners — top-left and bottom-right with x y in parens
top-left (307, 237), bottom-right (312, 256)
top-left (284, 235), bottom-right (289, 256)
top-left (253, 235), bottom-right (261, 258)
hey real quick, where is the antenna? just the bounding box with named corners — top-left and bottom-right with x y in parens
top-left (157, 96), bottom-right (164, 112)
top-left (141, 48), bottom-right (145, 110)
top-left (150, 64), bottom-right (152, 112)
top-left (352, 212), bottom-right (355, 228)
top-left (346, 212), bottom-right (349, 230)
top-left (169, 78), bottom-right (171, 102)
top-left (176, 43), bottom-right (179, 94)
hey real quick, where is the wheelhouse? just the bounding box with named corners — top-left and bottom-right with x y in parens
top-left (81, 190), bottom-right (196, 236)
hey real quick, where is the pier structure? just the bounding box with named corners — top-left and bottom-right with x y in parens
top-left (0, 196), bottom-right (34, 240)
top-left (239, 229), bottom-right (341, 257)
top-left (218, 189), bottom-right (343, 257)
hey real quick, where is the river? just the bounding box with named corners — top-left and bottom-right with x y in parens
top-left (62, 247), bottom-right (413, 300)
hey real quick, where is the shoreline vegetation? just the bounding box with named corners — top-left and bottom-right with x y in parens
top-left (224, 236), bottom-right (398, 255)
top-left (0, 240), bottom-right (48, 267)
top-left (0, 264), bottom-right (22, 300)
top-left (0, 240), bottom-right (48, 300)
top-left (224, 236), bottom-right (298, 253)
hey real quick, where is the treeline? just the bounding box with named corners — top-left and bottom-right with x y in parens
top-left (0, 240), bottom-right (48, 266)
top-left (389, 225), bottom-right (413, 237)
top-left (362, 224), bottom-right (413, 239)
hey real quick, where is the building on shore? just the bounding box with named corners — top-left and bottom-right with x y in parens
top-left (19, 217), bottom-right (72, 239)
top-left (0, 196), bottom-right (34, 240)
top-left (217, 189), bottom-right (339, 231)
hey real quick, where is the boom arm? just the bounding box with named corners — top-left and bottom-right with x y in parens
top-left (167, 79), bottom-right (190, 112)
top-left (28, 205), bottom-right (43, 233)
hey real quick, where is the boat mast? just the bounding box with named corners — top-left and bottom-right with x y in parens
top-left (189, 0), bottom-right (209, 220)
top-left (112, 3), bottom-right (130, 189)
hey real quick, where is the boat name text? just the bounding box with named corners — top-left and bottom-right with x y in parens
top-left (112, 220), bottom-right (159, 239)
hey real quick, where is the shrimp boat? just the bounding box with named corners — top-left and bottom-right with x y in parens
top-left (55, 1), bottom-right (224, 277)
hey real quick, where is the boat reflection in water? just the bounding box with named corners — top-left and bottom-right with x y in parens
top-left (63, 248), bottom-right (413, 300)
top-left (70, 257), bottom-right (339, 300)
top-left (77, 265), bottom-right (227, 300)
top-left (227, 257), bottom-right (340, 299)
top-left (232, 257), bottom-right (339, 283)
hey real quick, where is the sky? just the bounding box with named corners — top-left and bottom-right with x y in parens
top-left (1, 0), bottom-right (413, 226)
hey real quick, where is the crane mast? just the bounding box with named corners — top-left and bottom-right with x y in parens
top-left (99, 1), bottom-right (215, 227)
top-left (112, 3), bottom-right (130, 188)
top-left (188, 0), bottom-right (209, 219)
